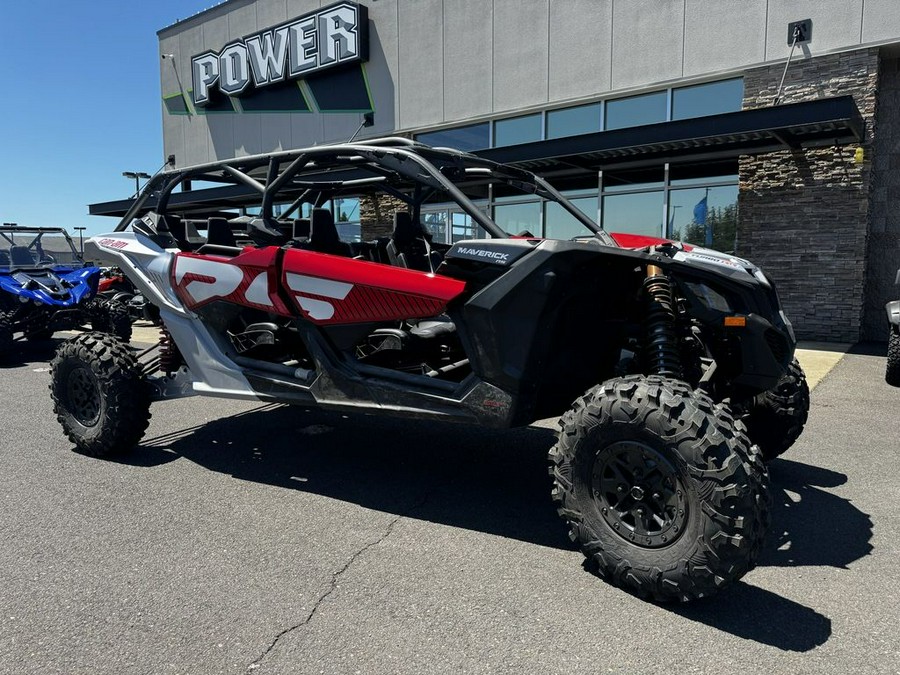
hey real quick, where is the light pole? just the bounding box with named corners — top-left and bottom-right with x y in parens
top-left (73, 226), bottom-right (87, 255)
top-left (122, 171), bottom-right (152, 195)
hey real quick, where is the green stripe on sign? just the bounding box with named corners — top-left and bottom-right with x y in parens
top-left (163, 92), bottom-right (192, 116)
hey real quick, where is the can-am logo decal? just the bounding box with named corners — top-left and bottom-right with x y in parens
top-left (191, 1), bottom-right (369, 107)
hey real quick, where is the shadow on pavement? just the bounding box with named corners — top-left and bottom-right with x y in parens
top-left (135, 403), bottom-right (572, 550)
top-left (0, 337), bottom-right (61, 367)
top-left (673, 582), bottom-right (831, 652)
top-left (764, 459), bottom-right (873, 569)
top-left (120, 404), bottom-right (874, 650)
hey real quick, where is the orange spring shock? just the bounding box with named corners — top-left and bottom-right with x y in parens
top-left (158, 323), bottom-right (183, 376)
top-left (643, 265), bottom-right (683, 379)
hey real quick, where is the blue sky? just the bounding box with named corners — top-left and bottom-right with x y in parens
top-left (0, 1), bottom-right (219, 237)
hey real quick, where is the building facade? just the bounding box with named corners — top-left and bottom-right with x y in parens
top-left (151, 0), bottom-right (900, 343)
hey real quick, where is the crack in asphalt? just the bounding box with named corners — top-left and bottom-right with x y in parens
top-left (246, 493), bottom-right (430, 673)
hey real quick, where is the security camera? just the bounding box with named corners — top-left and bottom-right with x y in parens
top-left (161, 53), bottom-right (175, 60)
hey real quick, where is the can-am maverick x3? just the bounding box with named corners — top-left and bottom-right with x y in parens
top-left (50, 139), bottom-right (808, 601)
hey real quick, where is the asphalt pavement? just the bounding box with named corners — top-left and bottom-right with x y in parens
top-left (0, 338), bottom-right (897, 674)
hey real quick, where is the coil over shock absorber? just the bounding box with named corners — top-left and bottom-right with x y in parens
top-left (643, 264), bottom-right (683, 379)
top-left (158, 323), bottom-right (183, 376)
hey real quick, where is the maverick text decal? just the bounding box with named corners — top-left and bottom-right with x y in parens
top-left (190, 1), bottom-right (368, 107)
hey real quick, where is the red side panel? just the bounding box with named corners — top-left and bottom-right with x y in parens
top-left (610, 232), bottom-right (694, 251)
top-left (281, 249), bottom-right (465, 325)
top-left (172, 247), bottom-right (292, 316)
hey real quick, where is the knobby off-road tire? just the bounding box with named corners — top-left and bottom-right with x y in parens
top-left (550, 375), bottom-right (770, 602)
top-left (886, 327), bottom-right (900, 387)
top-left (89, 299), bottom-right (133, 343)
top-left (50, 332), bottom-right (151, 457)
top-left (743, 358), bottom-right (810, 462)
top-left (0, 312), bottom-right (13, 356)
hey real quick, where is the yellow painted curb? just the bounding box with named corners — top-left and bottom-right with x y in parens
top-left (795, 342), bottom-right (851, 390)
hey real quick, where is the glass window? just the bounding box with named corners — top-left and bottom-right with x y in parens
top-left (493, 114), bottom-right (542, 147)
top-left (334, 197), bottom-right (359, 223)
top-left (450, 210), bottom-right (488, 242)
top-left (672, 78), bottom-right (743, 121)
top-left (667, 185), bottom-right (738, 252)
top-left (336, 222), bottom-right (362, 242)
top-left (669, 160), bottom-right (738, 186)
top-left (602, 167), bottom-right (665, 193)
top-left (415, 123), bottom-right (490, 152)
top-left (544, 195), bottom-right (598, 240)
top-left (546, 103), bottom-right (602, 139)
top-left (422, 210), bottom-right (449, 244)
top-left (605, 91), bottom-right (667, 130)
top-left (494, 201), bottom-right (541, 236)
top-left (601, 191), bottom-right (665, 237)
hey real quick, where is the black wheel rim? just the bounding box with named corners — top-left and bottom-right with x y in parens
top-left (66, 366), bottom-right (101, 427)
top-left (592, 441), bottom-right (688, 548)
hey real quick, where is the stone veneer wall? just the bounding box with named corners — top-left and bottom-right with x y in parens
top-left (738, 49), bottom-right (878, 343)
top-left (359, 194), bottom-right (409, 240)
top-left (864, 55), bottom-right (900, 341)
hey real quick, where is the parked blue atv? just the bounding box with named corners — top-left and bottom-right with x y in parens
top-left (0, 225), bottom-right (131, 357)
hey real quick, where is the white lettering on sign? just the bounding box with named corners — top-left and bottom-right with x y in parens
top-left (190, 1), bottom-right (368, 107)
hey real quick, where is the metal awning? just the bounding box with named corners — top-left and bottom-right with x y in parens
top-left (477, 95), bottom-right (865, 175)
top-left (89, 95), bottom-right (864, 217)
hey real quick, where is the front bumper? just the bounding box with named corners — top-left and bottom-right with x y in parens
top-left (886, 300), bottom-right (900, 327)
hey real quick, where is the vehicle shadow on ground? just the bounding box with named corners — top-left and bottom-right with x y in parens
top-left (763, 458), bottom-right (873, 569)
top-left (0, 338), bottom-right (61, 367)
top-left (124, 404), bottom-right (870, 651)
top-left (135, 403), bottom-right (572, 550)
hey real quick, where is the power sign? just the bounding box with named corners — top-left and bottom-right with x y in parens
top-left (190, 1), bottom-right (369, 107)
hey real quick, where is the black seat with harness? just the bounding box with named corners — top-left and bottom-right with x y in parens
top-left (386, 211), bottom-right (440, 272)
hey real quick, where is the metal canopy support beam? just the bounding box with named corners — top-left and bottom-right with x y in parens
top-left (90, 98), bottom-right (864, 219)
top-left (478, 95), bottom-right (864, 171)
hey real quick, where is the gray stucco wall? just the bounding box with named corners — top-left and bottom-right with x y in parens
top-left (159, 0), bottom-right (900, 168)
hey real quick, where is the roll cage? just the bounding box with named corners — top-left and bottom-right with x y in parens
top-left (114, 138), bottom-right (615, 247)
top-left (0, 226), bottom-right (84, 271)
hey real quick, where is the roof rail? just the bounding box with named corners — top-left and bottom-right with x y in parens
top-left (346, 136), bottom-right (420, 148)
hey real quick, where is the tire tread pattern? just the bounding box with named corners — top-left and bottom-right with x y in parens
top-left (549, 375), bottom-right (770, 602)
top-left (50, 332), bottom-right (150, 456)
top-left (743, 358), bottom-right (810, 461)
top-left (886, 327), bottom-right (900, 387)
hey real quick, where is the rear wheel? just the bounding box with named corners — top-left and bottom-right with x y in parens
top-left (0, 312), bottom-right (13, 356)
top-left (50, 332), bottom-right (150, 457)
top-left (886, 326), bottom-right (900, 387)
top-left (550, 375), bottom-right (770, 602)
top-left (90, 299), bottom-right (133, 342)
top-left (743, 358), bottom-right (810, 461)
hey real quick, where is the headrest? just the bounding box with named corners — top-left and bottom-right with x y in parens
top-left (311, 208), bottom-right (340, 245)
top-left (391, 211), bottom-right (420, 248)
top-left (293, 218), bottom-right (311, 239)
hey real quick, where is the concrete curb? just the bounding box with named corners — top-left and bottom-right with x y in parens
top-left (795, 341), bottom-right (852, 390)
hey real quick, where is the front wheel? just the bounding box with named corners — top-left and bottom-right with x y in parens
top-left (549, 375), bottom-right (770, 602)
top-left (886, 327), bottom-right (900, 387)
top-left (742, 358), bottom-right (810, 461)
top-left (50, 332), bottom-right (151, 457)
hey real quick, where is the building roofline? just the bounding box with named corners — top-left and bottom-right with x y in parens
top-left (157, 0), bottom-right (241, 37)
